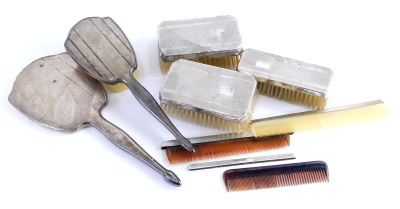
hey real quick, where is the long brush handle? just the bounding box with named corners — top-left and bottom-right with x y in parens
top-left (90, 114), bottom-right (181, 186)
top-left (250, 100), bottom-right (389, 137)
top-left (122, 75), bottom-right (194, 153)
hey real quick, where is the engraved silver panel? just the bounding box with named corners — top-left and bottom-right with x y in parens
top-left (8, 53), bottom-right (181, 186)
top-left (159, 60), bottom-right (257, 122)
top-left (158, 15), bottom-right (243, 62)
top-left (238, 49), bottom-right (333, 98)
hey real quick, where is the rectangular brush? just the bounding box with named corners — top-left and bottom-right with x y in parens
top-left (237, 48), bottom-right (333, 109)
top-left (161, 132), bottom-right (291, 164)
top-left (223, 161), bottom-right (329, 192)
top-left (158, 15), bottom-right (243, 73)
top-left (160, 59), bottom-right (258, 132)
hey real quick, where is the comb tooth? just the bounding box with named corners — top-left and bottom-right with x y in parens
top-left (227, 177), bottom-right (255, 192)
top-left (165, 134), bottom-right (290, 164)
top-left (253, 174), bottom-right (277, 190)
top-left (223, 161), bottom-right (329, 192)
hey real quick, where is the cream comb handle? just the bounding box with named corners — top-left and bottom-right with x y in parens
top-left (250, 100), bottom-right (389, 137)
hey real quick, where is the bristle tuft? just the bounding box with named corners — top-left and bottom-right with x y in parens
top-left (161, 103), bottom-right (253, 132)
top-left (223, 161), bottom-right (329, 192)
top-left (159, 55), bottom-right (241, 73)
top-left (165, 135), bottom-right (290, 164)
top-left (159, 60), bottom-right (173, 74)
top-left (103, 69), bottom-right (141, 93)
top-left (160, 86), bottom-right (257, 132)
top-left (257, 81), bottom-right (327, 109)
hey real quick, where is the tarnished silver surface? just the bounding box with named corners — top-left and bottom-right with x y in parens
top-left (251, 100), bottom-right (384, 123)
top-left (161, 132), bottom-right (254, 149)
top-left (238, 49), bottom-right (333, 98)
top-left (159, 60), bottom-right (257, 122)
top-left (65, 17), bottom-right (194, 153)
top-left (188, 153), bottom-right (296, 170)
top-left (64, 17), bottom-right (137, 83)
top-left (158, 15), bottom-right (243, 62)
top-left (8, 53), bottom-right (181, 186)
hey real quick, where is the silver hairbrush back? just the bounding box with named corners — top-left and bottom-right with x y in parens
top-left (158, 15), bottom-right (243, 72)
top-left (238, 48), bottom-right (333, 109)
top-left (160, 59), bottom-right (257, 132)
top-left (65, 17), bottom-right (194, 153)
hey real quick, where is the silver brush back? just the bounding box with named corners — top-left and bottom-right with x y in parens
top-left (160, 60), bottom-right (257, 123)
top-left (158, 15), bottom-right (243, 62)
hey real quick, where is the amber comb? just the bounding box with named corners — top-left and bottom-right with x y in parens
top-left (223, 161), bottom-right (329, 192)
top-left (161, 133), bottom-right (290, 164)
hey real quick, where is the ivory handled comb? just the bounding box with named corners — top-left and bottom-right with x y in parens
top-left (250, 100), bottom-right (389, 137)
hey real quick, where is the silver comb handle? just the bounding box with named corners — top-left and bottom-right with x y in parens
top-left (122, 75), bottom-right (195, 153)
top-left (188, 153), bottom-right (296, 170)
top-left (90, 114), bottom-right (181, 186)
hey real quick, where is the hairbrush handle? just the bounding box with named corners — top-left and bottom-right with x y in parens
top-left (90, 114), bottom-right (181, 186)
top-left (122, 75), bottom-right (195, 153)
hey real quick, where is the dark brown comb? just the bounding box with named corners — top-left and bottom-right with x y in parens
top-left (223, 161), bottom-right (329, 192)
top-left (164, 134), bottom-right (290, 164)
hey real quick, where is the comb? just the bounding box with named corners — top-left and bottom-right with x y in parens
top-left (161, 132), bottom-right (291, 164)
top-left (223, 161), bottom-right (329, 192)
top-left (160, 59), bottom-right (258, 132)
top-left (158, 15), bottom-right (243, 73)
top-left (250, 100), bottom-right (389, 137)
top-left (161, 100), bottom-right (387, 164)
top-left (237, 49), bottom-right (333, 109)
top-left (188, 153), bottom-right (295, 170)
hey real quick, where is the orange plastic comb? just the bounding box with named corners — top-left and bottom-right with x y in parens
top-left (162, 133), bottom-right (290, 164)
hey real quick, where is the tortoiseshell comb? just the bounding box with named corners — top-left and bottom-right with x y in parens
top-left (223, 161), bottom-right (329, 192)
top-left (162, 133), bottom-right (290, 164)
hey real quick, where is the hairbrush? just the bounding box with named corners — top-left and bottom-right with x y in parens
top-left (158, 15), bottom-right (243, 73)
top-left (223, 161), bottom-right (329, 192)
top-left (237, 48), bottom-right (333, 109)
top-left (65, 16), bottom-right (194, 153)
top-left (159, 59), bottom-right (258, 132)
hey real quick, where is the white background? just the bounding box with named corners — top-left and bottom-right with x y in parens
top-left (1, 1), bottom-right (399, 208)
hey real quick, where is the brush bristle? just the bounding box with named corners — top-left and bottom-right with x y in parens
top-left (103, 69), bottom-right (140, 93)
top-left (160, 100), bottom-right (255, 133)
top-left (223, 161), bottom-right (329, 192)
top-left (165, 134), bottom-right (290, 164)
top-left (159, 55), bottom-right (241, 73)
top-left (161, 89), bottom-right (258, 132)
top-left (258, 81), bottom-right (327, 109)
top-left (250, 101), bottom-right (389, 137)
